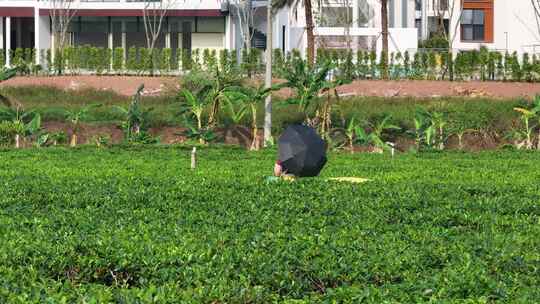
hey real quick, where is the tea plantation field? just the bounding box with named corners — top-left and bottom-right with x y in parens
top-left (1, 147), bottom-right (539, 303)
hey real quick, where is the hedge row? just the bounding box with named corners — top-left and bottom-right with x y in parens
top-left (308, 47), bottom-right (540, 82)
top-left (3, 46), bottom-right (540, 82)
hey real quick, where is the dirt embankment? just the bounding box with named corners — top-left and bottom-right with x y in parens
top-left (0, 76), bottom-right (179, 97)
top-left (2, 76), bottom-right (540, 99)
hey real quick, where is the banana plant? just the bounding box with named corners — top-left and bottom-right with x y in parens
top-left (343, 118), bottom-right (365, 153)
top-left (64, 104), bottom-right (101, 147)
top-left (341, 116), bottom-right (399, 153)
top-left (513, 105), bottom-right (537, 150)
top-left (413, 108), bottom-right (444, 150)
top-left (531, 95), bottom-right (540, 150)
top-left (431, 111), bottom-right (447, 150)
top-left (114, 84), bottom-right (152, 141)
top-left (181, 116), bottom-right (216, 145)
top-left (366, 115), bottom-right (401, 152)
top-left (224, 84), bottom-right (277, 150)
top-left (180, 89), bottom-right (210, 144)
top-left (205, 67), bottom-right (241, 128)
top-left (0, 106), bottom-right (41, 148)
top-left (282, 58), bottom-right (333, 121)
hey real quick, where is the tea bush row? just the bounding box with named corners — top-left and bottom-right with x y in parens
top-left (0, 147), bottom-right (539, 302)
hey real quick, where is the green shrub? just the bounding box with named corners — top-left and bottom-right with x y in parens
top-left (126, 47), bottom-right (138, 72)
top-left (112, 47), bottom-right (125, 73)
top-left (161, 48), bottom-right (172, 73)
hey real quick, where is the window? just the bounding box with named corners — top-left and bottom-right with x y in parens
top-left (461, 0), bottom-right (493, 43)
top-left (432, 0), bottom-right (448, 11)
top-left (358, 0), bottom-right (373, 27)
top-left (196, 17), bottom-right (225, 33)
top-left (461, 9), bottom-right (485, 41)
top-left (319, 7), bottom-right (353, 27)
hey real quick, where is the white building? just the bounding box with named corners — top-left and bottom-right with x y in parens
top-left (0, 0), bottom-right (538, 68)
top-left (256, 0), bottom-right (419, 56)
top-left (416, 0), bottom-right (540, 54)
top-left (259, 0), bottom-right (540, 56)
top-left (0, 0), bottom-right (235, 66)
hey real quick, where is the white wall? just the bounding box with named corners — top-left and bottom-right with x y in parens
top-left (192, 33), bottom-right (225, 50)
top-left (452, 0), bottom-right (540, 54)
top-left (35, 15), bottom-right (51, 65)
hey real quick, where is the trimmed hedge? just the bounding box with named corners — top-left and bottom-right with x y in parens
top-left (3, 46), bottom-right (540, 82)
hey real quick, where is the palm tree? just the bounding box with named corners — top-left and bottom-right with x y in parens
top-left (273, 0), bottom-right (315, 65)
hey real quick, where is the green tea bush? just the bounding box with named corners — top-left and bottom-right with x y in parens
top-left (0, 147), bottom-right (539, 302)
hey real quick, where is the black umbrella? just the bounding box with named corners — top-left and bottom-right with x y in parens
top-left (278, 124), bottom-right (327, 177)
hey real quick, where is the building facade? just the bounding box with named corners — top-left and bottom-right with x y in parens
top-left (0, 0), bottom-right (538, 69)
top-left (258, 0), bottom-right (419, 56)
top-left (263, 0), bottom-right (540, 56)
top-left (417, 0), bottom-right (539, 54)
top-left (0, 0), bottom-right (234, 66)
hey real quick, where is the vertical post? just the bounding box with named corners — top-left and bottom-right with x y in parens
top-left (263, 0), bottom-right (273, 147)
top-left (34, 7), bottom-right (40, 65)
top-left (51, 27), bottom-right (55, 65)
top-left (121, 20), bottom-right (127, 65)
top-left (5, 16), bottom-right (11, 67)
top-left (165, 20), bottom-right (171, 49)
top-left (421, 0), bottom-right (428, 40)
top-left (191, 147), bottom-right (197, 169)
top-left (0, 17), bottom-right (4, 57)
top-left (108, 17), bottom-right (113, 71)
top-left (224, 15), bottom-right (231, 49)
top-left (108, 19), bottom-right (113, 49)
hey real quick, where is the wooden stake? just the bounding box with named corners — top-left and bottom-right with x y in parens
top-left (191, 147), bottom-right (197, 170)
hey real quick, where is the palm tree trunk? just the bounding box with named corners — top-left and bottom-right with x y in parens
top-left (304, 0), bottom-right (315, 66)
top-left (15, 134), bottom-right (20, 148)
top-left (381, 0), bottom-right (389, 80)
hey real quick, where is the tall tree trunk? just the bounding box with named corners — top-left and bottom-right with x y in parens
top-left (264, 0), bottom-right (273, 147)
top-left (304, 0), bottom-right (315, 66)
top-left (381, 0), bottom-right (389, 80)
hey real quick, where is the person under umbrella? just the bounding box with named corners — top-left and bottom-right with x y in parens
top-left (274, 124), bottom-right (327, 178)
